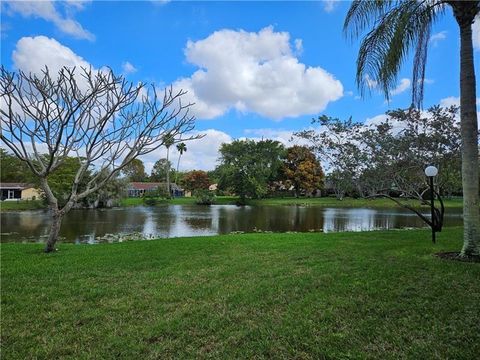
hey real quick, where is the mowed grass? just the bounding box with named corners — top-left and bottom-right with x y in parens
top-left (0, 200), bottom-right (45, 211)
top-left (120, 196), bottom-right (464, 209)
top-left (1, 228), bottom-right (479, 359)
top-left (120, 196), bottom-right (238, 207)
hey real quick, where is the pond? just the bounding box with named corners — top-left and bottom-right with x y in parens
top-left (0, 205), bottom-right (463, 244)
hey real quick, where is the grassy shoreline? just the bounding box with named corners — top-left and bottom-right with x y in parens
top-left (2, 227), bottom-right (479, 358)
top-left (0, 196), bottom-right (464, 212)
top-left (120, 196), bottom-right (464, 209)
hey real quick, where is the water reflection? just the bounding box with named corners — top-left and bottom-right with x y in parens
top-left (0, 205), bottom-right (463, 244)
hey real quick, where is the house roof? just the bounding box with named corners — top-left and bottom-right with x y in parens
top-left (0, 183), bottom-right (36, 190)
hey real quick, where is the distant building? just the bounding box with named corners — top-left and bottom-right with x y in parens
top-left (208, 183), bottom-right (218, 191)
top-left (127, 182), bottom-right (184, 197)
top-left (0, 183), bottom-right (41, 201)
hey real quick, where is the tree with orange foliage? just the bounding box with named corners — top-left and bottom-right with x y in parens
top-left (283, 146), bottom-right (324, 197)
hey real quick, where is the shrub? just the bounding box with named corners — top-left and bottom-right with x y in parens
top-left (194, 189), bottom-right (216, 205)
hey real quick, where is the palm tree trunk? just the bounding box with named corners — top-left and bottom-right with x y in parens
top-left (166, 147), bottom-right (171, 198)
top-left (458, 20), bottom-right (480, 256)
top-left (175, 153), bottom-right (182, 185)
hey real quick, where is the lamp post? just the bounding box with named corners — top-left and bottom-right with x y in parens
top-left (425, 165), bottom-right (438, 243)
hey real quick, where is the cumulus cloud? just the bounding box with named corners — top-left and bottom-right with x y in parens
top-left (439, 96), bottom-right (460, 108)
top-left (243, 128), bottom-right (311, 147)
top-left (140, 129), bottom-right (232, 172)
top-left (122, 61), bottom-right (137, 75)
top-left (429, 31), bottom-right (447, 46)
top-left (473, 15), bottom-right (480, 50)
top-left (3, 0), bottom-right (94, 40)
top-left (390, 78), bottom-right (411, 96)
top-left (364, 75), bottom-right (410, 97)
top-left (13, 35), bottom-right (92, 74)
top-left (172, 26), bottom-right (343, 120)
top-left (439, 96), bottom-right (480, 124)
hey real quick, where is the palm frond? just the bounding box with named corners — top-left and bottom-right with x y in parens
top-left (345, 0), bottom-right (446, 107)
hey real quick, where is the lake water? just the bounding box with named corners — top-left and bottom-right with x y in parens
top-left (0, 205), bottom-right (463, 244)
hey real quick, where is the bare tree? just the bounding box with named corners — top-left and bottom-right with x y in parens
top-left (0, 66), bottom-right (199, 252)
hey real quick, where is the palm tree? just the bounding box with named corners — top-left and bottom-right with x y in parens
top-left (175, 142), bottom-right (187, 185)
top-left (344, 1), bottom-right (479, 256)
top-left (163, 134), bottom-right (175, 198)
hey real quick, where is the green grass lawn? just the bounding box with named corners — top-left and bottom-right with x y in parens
top-left (120, 195), bottom-right (463, 209)
top-left (0, 200), bottom-right (45, 211)
top-left (2, 227), bottom-right (479, 359)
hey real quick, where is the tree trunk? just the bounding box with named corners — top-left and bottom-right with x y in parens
top-left (458, 19), bottom-right (480, 256)
top-left (175, 153), bottom-right (182, 185)
top-left (166, 147), bottom-right (171, 198)
top-left (45, 209), bottom-right (62, 253)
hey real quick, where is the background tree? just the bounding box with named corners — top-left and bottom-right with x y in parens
top-left (216, 139), bottom-right (285, 203)
top-left (80, 171), bottom-right (127, 208)
top-left (183, 170), bottom-right (210, 192)
top-left (163, 134), bottom-right (175, 197)
top-left (150, 158), bottom-right (173, 182)
top-left (0, 66), bottom-right (198, 252)
top-left (296, 106), bottom-right (463, 201)
top-left (121, 159), bottom-right (147, 182)
top-left (0, 149), bottom-right (33, 183)
top-left (296, 115), bottom-right (364, 199)
top-left (175, 142), bottom-right (187, 185)
top-left (344, 1), bottom-right (479, 256)
top-left (283, 146), bottom-right (324, 197)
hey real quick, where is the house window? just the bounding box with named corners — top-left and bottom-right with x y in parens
top-left (8, 190), bottom-right (15, 199)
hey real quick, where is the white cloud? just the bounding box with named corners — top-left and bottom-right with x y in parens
top-left (364, 74), bottom-right (378, 89)
top-left (364, 76), bottom-right (410, 97)
top-left (172, 26), bottom-right (343, 120)
top-left (439, 96), bottom-right (459, 108)
top-left (294, 38), bottom-right (303, 54)
top-left (439, 96), bottom-right (480, 123)
top-left (122, 61), bottom-right (137, 75)
top-left (13, 36), bottom-right (92, 74)
top-left (391, 78), bottom-right (411, 96)
top-left (140, 129), bottom-right (232, 172)
top-left (429, 31), bottom-right (447, 46)
top-left (473, 15), bottom-right (480, 50)
top-left (243, 128), bottom-right (294, 146)
top-left (3, 0), bottom-right (94, 40)
top-left (322, 0), bottom-right (340, 13)
top-left (419, 78), bottom-right (434, 85)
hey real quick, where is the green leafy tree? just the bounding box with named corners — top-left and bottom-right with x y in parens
top-left (183, 170), bottom-right (210, 191)
top-left (297, 107), bottom-right (463, 200)
top-left (283, 146), bottom-right (324, 197)
top-left (344, 1), bottom-right (479, 255)
top-left (121, 159), bottom-right (147, 182)
top-left (0, 149), bottom-right (34, 183)
top-left (216, 139), bottom-right (285, 203)
top-left (44, 157), bottom-right (90, 207)
top-left (150, 158), bottom-right (173, 183)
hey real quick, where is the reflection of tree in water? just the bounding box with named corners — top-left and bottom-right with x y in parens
top-left (59, 208), bottom-right (150, 242)
top-left (2, 205), bottom-right (464, 242)
top-left (183, 217), bottom-right (213, 230)
top-left (216, 206), bottom-right (326, 233)
top-left (0, 211), bottom-right (47, 242)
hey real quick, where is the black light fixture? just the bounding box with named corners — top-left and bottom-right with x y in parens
top-left (424, 165), bottom-right (443, 243)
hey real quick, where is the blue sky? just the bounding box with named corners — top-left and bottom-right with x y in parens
top-left (1, 0), bottom-right (479, 171)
